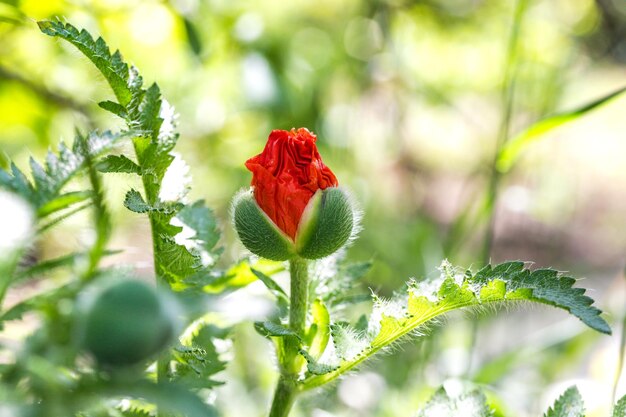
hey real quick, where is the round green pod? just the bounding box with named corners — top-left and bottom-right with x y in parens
top-left (232, 190), bottom-right (295, 261)
top-left (76, 279), bottom-right (176, 367)
top-left (295, 187), bottom-right (354, 260)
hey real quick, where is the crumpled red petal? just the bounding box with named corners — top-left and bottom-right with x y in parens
top-left (245, 128), bottom-right (338, 240)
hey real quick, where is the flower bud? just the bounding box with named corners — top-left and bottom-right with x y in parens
top-left (233, 128), bottom-right (358, 260)
top-left (76, 279), bottom-right (178, 367)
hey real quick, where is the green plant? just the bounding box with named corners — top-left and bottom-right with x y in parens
top-left (0, 19), bottom-right (621, 417)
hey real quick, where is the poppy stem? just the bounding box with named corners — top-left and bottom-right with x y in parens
top-left (269, 257), bottom-right (309, 417)
top-left (288, 257), bottom-right (309, 343)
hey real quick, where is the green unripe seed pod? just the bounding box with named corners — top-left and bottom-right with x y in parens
top-left (76, 279), bottom-right (176, 367)
top-left (295, 188), bottom-right (354, 260)
top-left (232, 190), bottom-right (296, 261)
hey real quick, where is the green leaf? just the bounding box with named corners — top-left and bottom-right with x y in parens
top-left (98, 100), bottom-right (127, 117)
top-left (38, 21), bottom-right (132, 106)
top-left (118, 406), bottom-right (152, 417)
top-left (305, 299), bottom-right (330, 360)
top-left (124, 189), bottom-right (151, 213)
top-left (0, 131), bottom-right (124, 217)
top-left (543, 386), bottom-right (584, 417)
top-left (97, 155), bottom-right (141, 174)
top-left (252, 269), bottom-right (288, 303)
top-left (497, 85), bottom-right (626, 173)
top-left (37, 191), bottom-right (92, 217)
top-left (172, 320), bottom-right (229, 389)
top-left (0, 282), bottom-right (79, 325)
top-left (614, 394), bottom-right (626, 417)
top-left (99, 381), bottom-right (219, 417)
top-left (254, 321), bottom-right (298, 339)
top-left (474, 262), bottom-right (611, 334)
top-left (175, 200), bottom-right (220, 260)
top-left (40, 20), bottom-right (221, 292)
top-left (300, 260), bottom-right (610, 390)
top-left (417, 387), bottom-right (493, 417)
top-left (15, 250), bottom-right (120, 282)
top-left (310, 253), bottom-right (372, 309)
top-left (202, 259), bottom-right (284, 294)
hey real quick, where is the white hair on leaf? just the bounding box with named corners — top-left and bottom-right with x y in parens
top-left (158, 98), bottom-right (178, 147)
top-left (159, 152), bottom-right (191, 203)
top-left (0, 191), bottom-right (34, 255)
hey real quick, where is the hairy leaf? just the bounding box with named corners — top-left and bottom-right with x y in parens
top-left (0, 131), bottom-right (123, 217)
top-left (172, 320), bottom-right (229, 389)
top-left (255, 321), bottom-right (298, 339)
top-left (40, 20), bottom-right (219, 289)
top-left (300, 261), bottom-right (610, 389)
top-left (310, 253), bottom-right (372, 310)
top-left (123, 189), bottom-right (151, 213)
top-left (543, 386), bottom-right (584, 417)
top-left (417, 387), bottom-right (493, 417)
top-left (613, 394), bottom-right (626, 417)
top-left (97, 155), bottom-right (141, 174)
top-left (37, 21), bottom-right (132, 106)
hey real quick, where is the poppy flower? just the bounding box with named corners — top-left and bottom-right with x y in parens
top-left (233, 128), bottom-right (355, 261)
top-left (245, 128), bottom-right (338, 240)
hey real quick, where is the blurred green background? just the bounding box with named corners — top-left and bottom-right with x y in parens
top-left (1, 0), bottom-right (626, 416)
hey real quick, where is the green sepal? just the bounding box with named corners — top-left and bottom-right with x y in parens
top-left (295, 187), bottom-right (354, 260)
top-left (232, 190), bottom-right (295, 261)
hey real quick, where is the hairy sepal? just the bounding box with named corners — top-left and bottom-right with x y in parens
top-left (232, 189), bottom-right (295, 261)
top-left (295, 187), bottom-right (354, 260)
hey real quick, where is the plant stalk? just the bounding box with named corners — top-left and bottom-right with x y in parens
top-left (480, 0), bottom-right (528, 266)
top-left (132, 140), bottom-right (170, 415)
top-left (269, 257), bottom-right (309, 417)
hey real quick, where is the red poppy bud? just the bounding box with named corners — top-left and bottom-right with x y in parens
top-left (244, 128), bottom-right (338, 240)
top-left (233, 128), bottom-right (357, 260)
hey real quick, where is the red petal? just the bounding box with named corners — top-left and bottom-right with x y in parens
top-left (245, 128), bottom-right (338, 239)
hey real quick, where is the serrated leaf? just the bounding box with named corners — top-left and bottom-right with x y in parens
top-left (613, 394), bottom-right (626, 417)
top-left (39, 20), bottom-right (213, 293)
top-left (417, 387), bottom-right (493, 417)
top-left (172, 320), bottom-right (229, 390)
top-left (0, 131), bottom-right (123, 217)
top-left (310, 253), bottom-right (372, 309)
top-left (118, 406), bottom-right (152, 417)
top-left (100, 381), bottom-right (218, 417)
top-left (300, 349), bottom-right (339, 375)
top-left (98, 100), bottom-right (127, 117)
top-left (123, 189), bottom-right (151, 213)
top-left (544, 386), bottom-right (584, 417)
top-left (97, 155), bottom-right (141, 174)
top-left (38, 21), bottom-right (132, 106)
top-left (174, 200), bottom-right (220, 258)
top-left (300, 261), bottom-right (611, 389)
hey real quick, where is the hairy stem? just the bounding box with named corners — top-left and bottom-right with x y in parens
top-left (132, 141), bottom-right (170, 415)
top-left (269, 377), bottom-right (297, 417)
top-left (269, 257), bottom-right (309, 417)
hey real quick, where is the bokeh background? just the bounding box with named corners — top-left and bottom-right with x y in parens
top-left (1, 0), bottom-right (626, 416)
